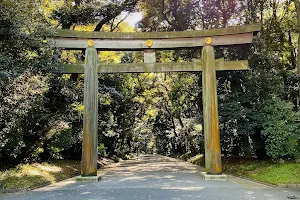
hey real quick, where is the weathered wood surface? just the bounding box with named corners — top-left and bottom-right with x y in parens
top-left (50, 33), bottom-right (254, 50)
top-left (202, 45), bottom-right (222, 174)
top-left (53, 60), bottom-right (248, 74)
top-left (144, 50), bottom-right (156, 63)
top-left (81, 46), bottom-right (98, 176)
top-left (52, 24), bottom-right (261, 39)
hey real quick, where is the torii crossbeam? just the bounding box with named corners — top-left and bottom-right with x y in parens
top-left (48, 24), bottom-right (261, 180)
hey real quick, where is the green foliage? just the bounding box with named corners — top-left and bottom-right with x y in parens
top-left (261, 98), bottom-right (300, 160)
top-left (0, 0), bottom-right (59, 75)
top-left (180, 151), bottom-right (193, 161)
top-left (223, 159), bottom-right (300, 185)
top-left (0, 72), bottom-right (83, 162)
top-left (52, 5), bottom-right (96, 29)
top-left (97, 73), bottom-right (136, 157)
top-left (52, 0), bottom-right (138, 30)
top-left (98, 143), bottom-right (107, 158)
top-left (187, 154), bottom-right (205, 166)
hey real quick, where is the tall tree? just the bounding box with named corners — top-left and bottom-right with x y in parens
top-left (293, 0), bottom-right (300, 109)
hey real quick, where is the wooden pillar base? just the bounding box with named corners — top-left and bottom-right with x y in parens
top-left (201, 172), bottom-right (227, 181)
top-left (76, 175), bottom-right (101, 182)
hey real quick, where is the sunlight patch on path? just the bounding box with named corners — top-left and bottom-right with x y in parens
top-left (161, 186), bottom-right (205, 191)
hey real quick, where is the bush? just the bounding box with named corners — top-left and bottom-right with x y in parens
top-left (188, 154), bottom-right (205, 166)
top-left (180, 151), bottom-right (192, 161)
top-left (98, 143), bottom-right (107, 158)
top-left (262, 98), bottom-right (300, 160)
top-left (0, 72), bottom-right (83, 162)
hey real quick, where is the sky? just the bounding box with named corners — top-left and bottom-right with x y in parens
top-left (123, 12), bottom-right (143, 26)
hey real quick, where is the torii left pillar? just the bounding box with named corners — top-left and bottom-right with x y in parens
top-left (201, 38), bottom-right (227, 180)
top-left (77, 40), bottom-right (101, 182)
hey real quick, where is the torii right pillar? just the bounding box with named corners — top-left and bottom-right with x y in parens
top-left (201, 38), bottom-right (227, 180)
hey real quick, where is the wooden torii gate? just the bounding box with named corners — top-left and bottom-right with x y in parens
top-left (49, 24), bottom-right (261, 181)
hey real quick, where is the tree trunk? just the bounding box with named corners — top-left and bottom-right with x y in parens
top-left (294, 0), bottom-right (300, 110)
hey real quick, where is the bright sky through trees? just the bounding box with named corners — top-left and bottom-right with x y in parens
top-left (123, 12), bottom-right (143, 26)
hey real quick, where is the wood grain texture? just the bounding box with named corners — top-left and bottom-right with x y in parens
top-left (202, 45), bottom-right (222, 175)
top-left (81, 47), bottom-right (98, 176)
top-left (51, 24), bottom-right (261, 39)
top-left (49, 33), bottom-right (253, 50)
top-left (52, 60), bottom-right (248, 74)
top-left (144, 50), bottom-right (156, 63)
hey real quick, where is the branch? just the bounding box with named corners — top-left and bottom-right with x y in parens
top-left (161, 0), bottom-right (174, 28)
top-left (110, 18), bottom-right (116, 32)
top-left (35, 1), bottom-right (52, 26)
top-left (39, 13), bottom-right (52, 26)
top-left (94, 0), bottom-right (137, 31)
top-left (111, 12), bottom-right (130, 32)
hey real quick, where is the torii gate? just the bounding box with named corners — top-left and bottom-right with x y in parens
top-left (49, 24), bottom-right (261, 181)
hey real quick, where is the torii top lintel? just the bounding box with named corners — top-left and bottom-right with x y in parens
top-left (49, 24), bottom-right (261, 50)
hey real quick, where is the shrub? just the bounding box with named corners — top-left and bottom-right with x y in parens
top-left (262, 98), bottom-right (300, 160)
top-left (188, 154), bottom-right (205, 166)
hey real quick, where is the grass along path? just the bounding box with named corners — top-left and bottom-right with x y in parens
top-left (0, 160), bottom-right (80, 190)
top-left (182, 154), bottom-right (300, 186)
top-left (223, 159), bottom-right (300, 185)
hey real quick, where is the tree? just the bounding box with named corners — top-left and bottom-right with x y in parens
top-left (52, 0), bottom-right (138, 31)
top-left (292, 0), bottom-right (300, 109)
top-left (0, 0), bottom-right (58, 75)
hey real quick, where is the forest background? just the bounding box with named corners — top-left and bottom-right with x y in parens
top-left (0, 0), bottom-right (300, 170)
